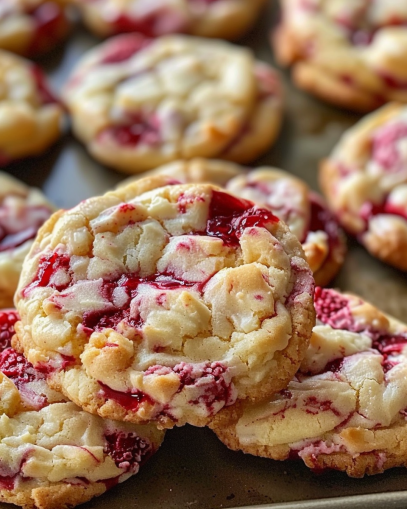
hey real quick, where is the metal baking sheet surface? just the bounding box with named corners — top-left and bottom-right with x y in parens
top-left (2, 2), bottom-right (407, 508)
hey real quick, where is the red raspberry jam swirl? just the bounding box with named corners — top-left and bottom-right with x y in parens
top-left (30, 66), bottom-right (59, 106)
top-left (309, 193), bottom-right (343, 250)
top-left (99, 361), bottom-right (235, 418)
top-left (98, 114), bottom-right (161, 148)
top-left (0, 203), bottom-right (53, 253)
top-left (30, 2), bottom-right (69, 56)
top-left (0, 310), bottom-right (18, 351)
top-left (315, 287), bottom-right (407, 372)
top-left (111, 8), bottom-right (188, 37)
top-left (103, 431), bottom-right (154, 474)
top-left (371, 122), bottom-right (407, 172)
top-left (0, 347), bottom-right (52, 410)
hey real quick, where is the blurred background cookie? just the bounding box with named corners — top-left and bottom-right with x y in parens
top-left (273, 0), bottom-right (407, 112)
top-left (72, 0), bottom-right (267, 41)
top-left (0, 308), bottom-right (165, 509)
top-left (0, 50), bottom-right (64, 165)
top-left (211, 287), bottom-right (407, 478)
top-left (320, 103), bottom-right (407, 271)
top-left (0, 0), bottom-right (70, 57)
top-left (0, 172), bottom-right (54, 308)
top-left (63, 33), bottom-right (283, 174)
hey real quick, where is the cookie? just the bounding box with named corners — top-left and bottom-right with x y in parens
top-left (14, 176), bottom-right (315, 429)
top-left (226, 168), bottom-right (346, 287)
top-left (121, 160), bottom-right (346, 286)
top-left (320, 103), bottom-right (407, 271)
top-left (0, 1), bottom-right (69, 57)
top-left (0, 309), bottom-right (165, 509)
top-left (73, 0), bottom-right (266, 41)
top-left (273, 0), bottom-right (407, 112)
top-left (63, 33), bottom-right (283, 174)
top-left (0, 172), bottom-right (54, 309)
top-left (211, 287), bottom-right (407, 478)
top-left (0, 51), bottom-right (63, 164)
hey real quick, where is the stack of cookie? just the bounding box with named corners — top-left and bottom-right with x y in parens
top-left (0, 174), bottom-right (314, 508)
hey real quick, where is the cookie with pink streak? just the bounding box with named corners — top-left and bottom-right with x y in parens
top-left (0, 51), bottom-right (63, 165)
top-left (0, 0), bottom-right (69, 57)
top-left (321, 103), bottom-right (407, 271)
top-left (273, 0), bottom-right (407, 112)
top-left (0, 173), bottom-right (54, 308)
top-left (73, 0), bottom-right (266, 41)
top-left (211, 287), bottom-right (407, 478)
top-left (0, 309), bottom-right (164, 509)
top-left (14, 175), bottom-right (315, 429)
top-left (121, 159), bottom-right (346, 286)
top-left (63, 33), bottom-right (283, 174)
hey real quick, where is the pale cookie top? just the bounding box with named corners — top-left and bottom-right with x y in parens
top-left (63, 33), bottom-right (282, 173)
top-left (0, 0), bottom-right (69, 57)
top-left (0, 50), bottom-right (63, 163)
top-left (320, 103), bottom-right (407, 269)
top-left (277, 0), bottom-right (407, 107)
top-left (15, 177), bottom-right (315, 429)
top-left (214, 287), bottom-right (407, 476)
top-left (0, 309), bottom-right (164, 509)
top-left (71, 0), bottom-right (266, 40)
top-left (122, 160), bottom-right (346, 286)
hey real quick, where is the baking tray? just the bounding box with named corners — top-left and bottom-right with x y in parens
top-left (2, 2), bottom-right (407, 508)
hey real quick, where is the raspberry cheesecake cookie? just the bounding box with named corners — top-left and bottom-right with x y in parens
top-left (0, 1), bottom-right (69, 57)
top-left (73, 0), bottom-right (266, 41)
top-left (63, 34), bottom-right (283, 174)
top-left (320, 103), bottom-right (407, 271)
top-left (0, 51), bottom-right (63, 165)
top-left (226, 168), bottom-right (346, 287)
top-left (122, 159), bottom-right (346, 286)
top-left (0, 172), bottom-right (54, 308)
top-left (212, 287), bottom-right (407, 478)
top-left (14, 177), bottom-right (315, 429)
top-left (274, 0), bottom-right (407, 111)
top-left (0, 309), bottom-right (164, 509)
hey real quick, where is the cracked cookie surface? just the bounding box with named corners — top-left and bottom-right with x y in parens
top-left (320, 103), bottom-right (407, 270)
top-left (63, 33), bottom-right (283, 174)
top-left (211, 287), bottom-right (407, 478)
top-left (72, 0), bottom-right (266, 41)
top-left (274, 0), bottom-right (407, 111)
top-left (0, 309), bottom-right (164, 509)
top-left (122, 159), bottom-right (346, 286)
top-left (15, 177), bottom-right (315, 429)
